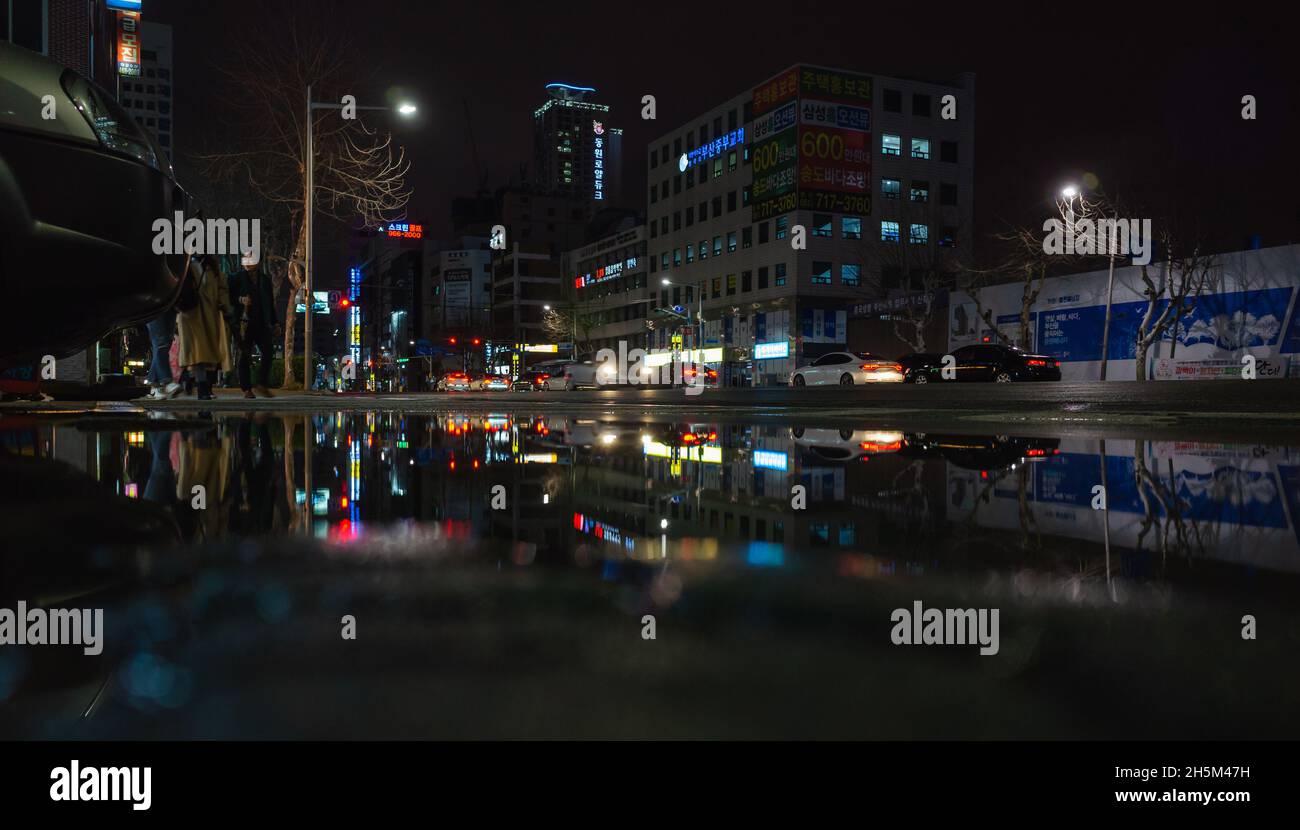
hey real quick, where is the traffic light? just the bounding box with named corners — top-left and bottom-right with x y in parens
top-left (472, 338), bottom-right (481, 346)
top-left (449, 337), bottom-right (457, 345)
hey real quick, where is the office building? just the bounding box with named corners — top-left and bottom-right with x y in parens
top-left (533, 83), bottom-right (623, 207)
top-left (117, 20), bottom-right (172, 159)
top-left (646, 64), bottom-right (975, 384)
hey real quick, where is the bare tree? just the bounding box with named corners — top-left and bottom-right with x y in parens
top-left (962, 227), bottom-right (1053, 348)
top-left (1134, 232), bottom-right (1214, 381)
top-left (541, 304), bottom-right (599, 358)
top-left (198, 4), bottom-right (411, 388)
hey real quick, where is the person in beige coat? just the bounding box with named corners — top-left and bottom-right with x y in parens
top-left (177, 254), bottom-right (233, 401)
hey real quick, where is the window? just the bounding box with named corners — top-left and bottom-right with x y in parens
top-left (728, 109), bottom-right (738, 131)
top-left (674, 137), bottom-right (682, 158)
top-left (940, 227), bottom-right (958, 247)
top-left (713, 236), bottom-right (723, 257)
top-left (662, 143), bottom-right (669, 162)
top-left (727, 232), bottom-right (737, 253)
top-left (910, 181), bottom-right (930, 202)
top-left (661, 252), bottom-right (670, 269)
top-left (686, 206), bottom-right (695, 226)
top-left (910, 223), bottom-right (929, 244)
top-left (911, 138), bottom-right (931, 160)
top-left (742, 226), bottom-right (752, 248)
top-left (881, 221), bottom-right (901, 243)
top-left (674, 175), bottom-right (682, 195)
top-left (841, 264), bottom-right (861, 286)
top-left (758, 266), bottom-right (769, 290)
top-left (712, 195), bottom-right (722, 216)
top-left (727, 274), bottom-right (737, 295)
top-left (728, 150), bottom-right (737, 172)
top-left (650, 186), bottom-right (657, 204)
top-left (714, 115), bottom-right (723, 135)
top-left (913, 93), bottom-right (932, 117)
top-left (661, 181), bottom-right (669, 198)
top-left (883, 89), bottom-right (902, 113)
top-left (776, 216), bottom-right (789, 239)
top-left (742, 270), bottom-right (752, 292)
top-left (686, 168), bottom-right (694, 188)
top-left (727, 190), bottom-right (737, 212)
top-left (686, 245), bottom-right (695, 263)
top-left (699, 201), bottom-right (708, 220)
top-left (673, 211), bottom-right (682, 231)
top-left (713, 158), bottom-right (723, 179)
top-left (882, 134), bottom-right (901, 157)
top-left (712, 276), bottom-right (722, 295)
top-left (940, 183), bottom-right (958, 206)
top-left (660, 217), bottom-right (668, 234)
top-left (759, 222), bottom-right (770, 244)
top-left (699, 241), bottom-right (708, 260)
top-left (742, 185), bottom-right (750, 206)
top-left (650, 223), bottom-right (658, 239)
top-left (674, 249), bottom-right (682, 267)
top-left (775, 263), bottom-right (787, 286)
top-left (842, 216), bottom-right (862, 239)
top-left (650, 256), bottom-right (657, 273)
top-left (813, 214), bottom-right (832, 237)
top-left (812, 261), bottom-right (832, 285)
top-left (940, 141), bottom-right (958, 163)
top-left (650, 148), bottom-right (658, 169)
top-left (882, 178), bottom-right (901, 199)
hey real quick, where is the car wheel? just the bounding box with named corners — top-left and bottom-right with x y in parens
top-left (793, 375), bottom-right (805, 387)
top-left (839, 429), bottom-right (854, 441)
top-left (839, 374), bottom-right (854, 386)
top-left (792, 427), bottom-right (805, 439)
top-left (913, 373), bottom-right (929, 384)
top-left (565, 379), bottom-right (575, 391)
top-left (994, 371), bottom-right (1013, 383)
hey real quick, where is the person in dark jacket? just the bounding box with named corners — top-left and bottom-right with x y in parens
top-left (228, 250), bottom-right (280, 399)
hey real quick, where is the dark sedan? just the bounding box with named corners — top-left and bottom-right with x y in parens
top-left (904, 344), bottom-right (1061, 383)
top-left (0, 42), bottom-right (189, 363)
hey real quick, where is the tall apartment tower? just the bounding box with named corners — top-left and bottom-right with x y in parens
top-left (533, 83), bottom-right (622, 208)
top-left (117, 20), bottom-right (173, 159)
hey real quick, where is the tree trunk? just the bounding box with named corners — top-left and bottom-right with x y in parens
top-left (282, 229), bottom-right (307, 390)
top-left (1135, 340), bottom-right (1150, 381)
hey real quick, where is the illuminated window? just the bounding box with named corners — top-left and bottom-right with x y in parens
top-left (881, 221), bottom-right (901, 243)
top-left (673, 249), bottom-right (682, 267)
top-left (911, 138), bottom-right (930, 160)
top-left (712, 276), bottom-right (722, 295)
top-left (842, 216), bottom-right (862, 239)
top-left (910, 224), bottom-right (929, 244)
top-left (882, 134), bottom-right (901, 157)
top-left (910, 181), bottom-right (930, 202)
top-left (699, 241), bottom-right (708, 261)
top-left (727, 232), bottom-right (737, 253)
top-left (775, 263), bottom-right (787, 287)
top-left (775, 216), bottom-right (788, 240)
top-left (686, 245), bottom-right (695, 263)
top-left (813, 214), bottom-right (832, 237)
top-left (713, 236), bottom-right (722, 257)
top-left (713, 158), bottom-right (722, 179)
top-left (841, 264), bottom-right (861, 286)
top-left (882, 178), bottom-right (901, 199)
top-left (728, 150), bottom-right (737, 172)
top-left (812, 261), bottom-right (831, 285)
top-left (727, 274), bottom-right (737, 295)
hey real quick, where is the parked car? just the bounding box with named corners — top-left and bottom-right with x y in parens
top-left (788, 352), bottom-right (904, 386)
top-left (948, 344), bottom-right (1062, 383)
top-left (899, 433), bottom-right (1061, 470)
top-left (790, 427), bottom-right (905, 462)
top-left (0, 42), bottom-right (190, 362)
top-left (480, 374), bottom-right (510, 391)
top-left (516, 360), bottom-right (567, 391)
top-left (898, 352), bottom-right (945, 383)
top-left (555, 359), bottom-right (618, 390)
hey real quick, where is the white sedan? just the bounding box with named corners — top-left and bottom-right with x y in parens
top-left (789, 352), bottom-right (904, 386)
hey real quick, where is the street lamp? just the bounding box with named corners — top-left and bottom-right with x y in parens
top-left (304, 86), bottom-right (417, 389)
top-left (1058, 182), bottom-right (1116, 381)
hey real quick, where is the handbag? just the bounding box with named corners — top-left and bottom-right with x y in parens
top-left (175, 257), bottom-right (201, 312)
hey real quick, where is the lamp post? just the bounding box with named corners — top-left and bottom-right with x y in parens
top-left (304, 86), bottom-right (416, 390)
top-left (1059, 183), bottom-right (1117, 381)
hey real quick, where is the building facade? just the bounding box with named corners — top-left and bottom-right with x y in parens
top-left (646, 64), bottom-right (974, 384)
top-left (562, 223), bottom-right (649, 356)
top-left (533, 83), bottom-right (622, 207)
top-left (117, 19), bottom-right (172, 159)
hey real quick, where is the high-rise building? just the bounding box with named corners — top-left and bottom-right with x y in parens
top-left (2, 0), bottom-right (118, 83)
top-left (117, 20), bottom-right (173, 159)
top-left (533, 83), bottom-right (622, 207)
top-left (645, 64), bottom-right (975, 385)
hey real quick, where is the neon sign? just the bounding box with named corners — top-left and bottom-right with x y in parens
top-left (593, 120), bottom-right (604, 201)
top-left (754, 340), bottom-right (790, 359)
top-left (379, 222), bottom-right (423, 240)
top-left (685, 127), bottom-right (744, 169)
top-left (115, 11), bottom-right (141, 77)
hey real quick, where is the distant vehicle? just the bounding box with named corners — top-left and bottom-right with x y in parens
top-left (927, 344), bottom-right (1062, 383)
top-left (788, 352), bottom-right (904, 386)
top-left (436, 372), bottom-right (473, 391)
top-left (791, 427), bottom-right (905, 461)
top-left (0, 42), bottom-right (189, 362)
top-left (557, 359), bottom-right (617, 390)
top-left (480, 375), bottom-right (510, 391)
top-left (516, 360), bottom-right (567, 391)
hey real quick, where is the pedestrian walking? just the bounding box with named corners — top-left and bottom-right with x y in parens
top-left (229, 249), bottom-right (280, 399)
top-left (177, 254), bottom-right (233, 402)
top-left (145, 305), bottom-right (181, 399)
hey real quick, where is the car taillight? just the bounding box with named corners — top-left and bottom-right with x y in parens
top-left (540, 374), bottom-right (549, 380)
top-left (1027, 359), bottom-right (1054, 367)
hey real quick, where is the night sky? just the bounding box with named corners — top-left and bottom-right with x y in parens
top-left (148, 0), bottom-right (1297, 280)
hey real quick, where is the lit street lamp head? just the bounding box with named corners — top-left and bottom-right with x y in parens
top-left (1061, 184), bottom-right (1079, 200)
top-left (397, 103), bottom-right (418, 116)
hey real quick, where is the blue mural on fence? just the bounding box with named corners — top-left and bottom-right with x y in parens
top-left (1037, 287), bottom-right (1294, 362)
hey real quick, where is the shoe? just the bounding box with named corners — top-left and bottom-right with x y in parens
top-left (255, 386), bottom-right (274, 398)
top-left (243, 390), bottom-right (256, 399)
top-left (163, 382), bottom-right (182, 399)
top-left (148, 387), bottom-right (165, 400)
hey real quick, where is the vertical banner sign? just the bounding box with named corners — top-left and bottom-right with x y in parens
top-left (796, 67), bottom-right (872, 215)
top-left (593, 121), bottom-right (605, 201)
top-left (116, 11), bottom-right (142, 77)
